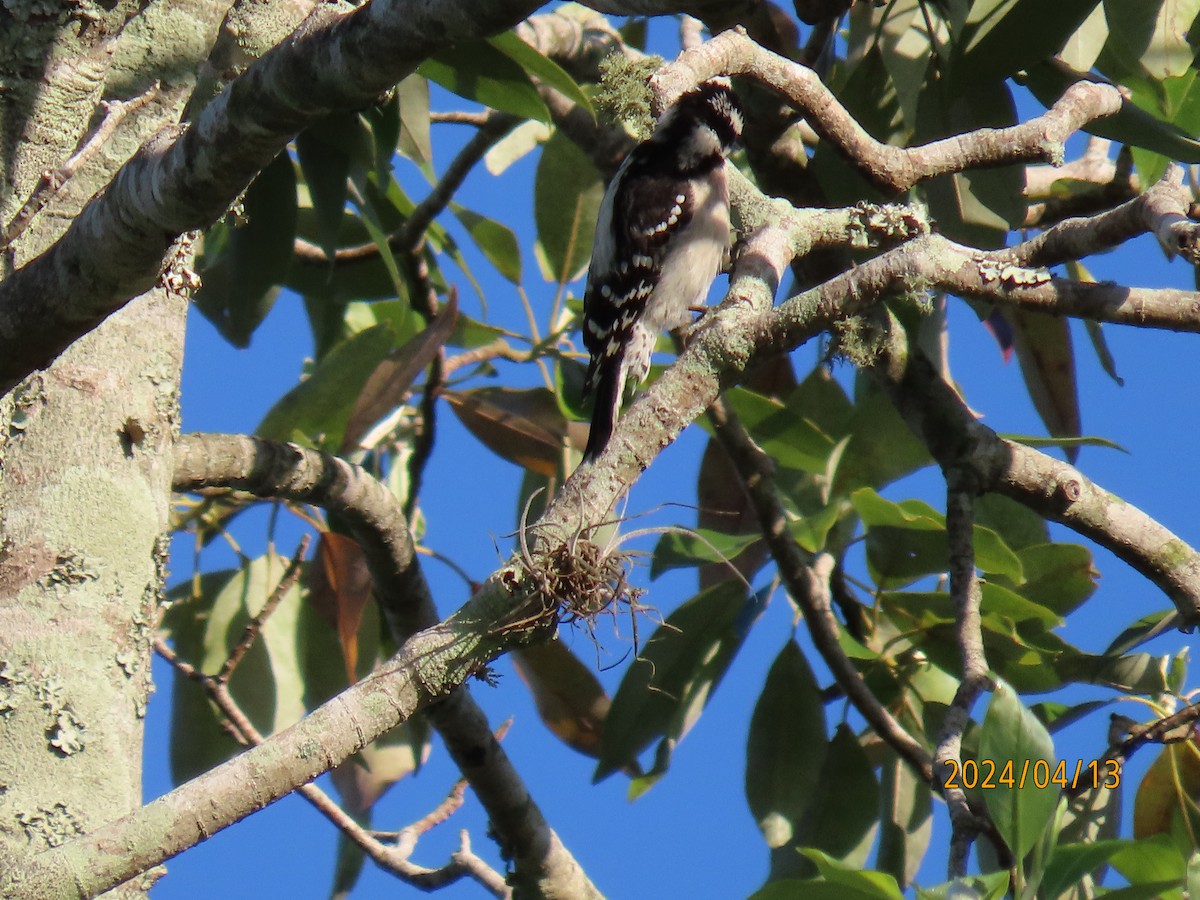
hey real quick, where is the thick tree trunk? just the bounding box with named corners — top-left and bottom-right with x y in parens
top-left (0, 4), bottom-right (220, 892)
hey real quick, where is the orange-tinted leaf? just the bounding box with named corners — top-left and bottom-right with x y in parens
top-left (341, 289), bottom-right (459, 452)
top-left (313, 532), bottom-right (374, 683)
top-left (1134, 731), bottom-right (1200, 838)
top-left (445, 386), bottom-right (566, 475)
top-left (1006, 308), bottom-right (1080, 462)
top-left (512, 640), bottom-right (611, 760)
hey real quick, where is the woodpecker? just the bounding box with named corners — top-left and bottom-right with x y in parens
top-left (580, 78), bottom-right (742, 460)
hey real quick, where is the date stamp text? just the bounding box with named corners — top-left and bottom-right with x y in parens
top-left (941, 758), bottom-right (1120, 791)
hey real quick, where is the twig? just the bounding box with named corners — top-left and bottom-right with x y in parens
top-left (430, 110), bottom-right (495, 126)
top-left (218, 533), bottom-right (310, 682)
top-left (155, 632), bottom-right (511, 896)
top-left (0, 82), bottom-right (162, 251)
top-left (292, 111), bottom-right (518, 266)
top-left (443, 339), bottom-right (534, 378)
top-left (1067, 702), bottom-right (1200, 800)
top-left (935, 470), bottom-right (994, 878)
top-left (403, 244), bottom-right (444, 521)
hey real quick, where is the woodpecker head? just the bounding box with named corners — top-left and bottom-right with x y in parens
top-left (654, 78), bottom-right (743, 171)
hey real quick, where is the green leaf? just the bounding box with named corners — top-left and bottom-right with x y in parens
top-left (750, 881), bottom-right (879, 900)
top-left (745, 641), bottom-right (828, 849)
top-left (1010, 543), bottom-right (1097, 616)
top-left (852, 489), bottom-right (1024, 586)
top-left (487, 31), bottom-right (594, 118)
top-left (1041, 839), bottom-right (1127, 899)
top-left (1030, 699), bottom-right (1110, 733)
top-left (534, 129), bottom-right (604, 284)
top-left (194, 152), bottom-right (297, 347)
top-left (257, 323), bottom-right (395, 449)
top-left (163, 572), bottom-right (243, 784)
top-left (1105, 609), bottom-right (1178, 655)
top-left (1006, 308), bottom-right (1081, 461)
top-left (651, 529), bottom-right (763, 580)
top-left (998, 433), bottom-right (1127, 452)
top-left (831, 381), bottom-right (931, 493)
top-left (1110, 833), bottom-right (1187, 884)
top-left (878, 0), bottom-right (934, 133)
top-left (486, 119), bottom-right (550, 175)
top-left (1057, 648), bottom-right (1187, 695)
top-left (876, 749), bottom-right (933, 887)
top-left (713, 387), bottom-right (838, 475)
top-left (1059, 2), bottom-right (1109, 70)
top-left (957, 0), bottom-right (1103, 82)
top-left (595, 582), bottom-right (766, 784)
top-left (450, 202), bottom-right (522, 283)
top-left (784, 725), bottom-right (879, 873)
top-left (363, 93), bottom-right (402, 185)
top-left (1023, 61), bottom-right (1200, 163)
top-left (916, 872), bottom-right (1009, 900)
top-left (798, 850), bottom-right (903, 900)
top-left (914, 78), bottom-right (1023, 248)
top-left (396, 74), bottom-right (432, 167)
top-left (296, 111), bottom-right (372, 257)
top-left (1100, 0), bottom-right (1200, 80)
top-left (419, 40), bottom-right (550, 123)
top-left (979, 680), bottom-right (1059, 861)
top-left (445, 311), bottom-right (523, 349)
top-left (974, 493), bottom-right (1049, 552)
top-left (163, 555), bottom-right (310, 785)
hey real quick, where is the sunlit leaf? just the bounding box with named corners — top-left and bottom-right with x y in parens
top-left (957, 0), bottom-right (1102, 81)
top-left (650, 528), bottom-right (763, 580)
top-left (534, 129), bottom-right (604, 283)
top-left (799, 849), bottom-right (903, 899)
top-left (342, 291), bottom-right (457, 452)
top-left (419, 40), bottom-right (550, 123)
top-left (396, 74), bottom-right (432, 167)
top-left (488, 31), bottom-right (594, 118)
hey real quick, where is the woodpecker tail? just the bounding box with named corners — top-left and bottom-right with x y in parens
top-left (583, 357), bottom-right (624, 461)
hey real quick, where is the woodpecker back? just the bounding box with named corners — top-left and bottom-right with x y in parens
top-left (581, 79), bottom-right (743, 460)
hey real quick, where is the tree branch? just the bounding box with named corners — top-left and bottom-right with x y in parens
top-left (0, 0), bottom-right (543, 395)
top-left (170, 433), bottom-right (600, 899)
top-left (650, 29), bottom-right (1125, 195)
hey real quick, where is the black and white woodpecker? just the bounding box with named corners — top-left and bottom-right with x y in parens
top-left (580, 78), bottom-right (743, 460)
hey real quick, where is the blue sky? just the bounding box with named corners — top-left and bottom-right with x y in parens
top-left (145, 21), bottom-right (1200, 898)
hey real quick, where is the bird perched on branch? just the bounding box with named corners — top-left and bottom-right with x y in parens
top-left (580, 78), bottom-right (743, 461)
